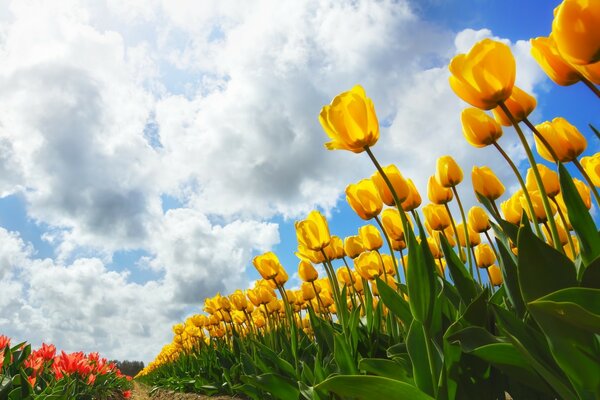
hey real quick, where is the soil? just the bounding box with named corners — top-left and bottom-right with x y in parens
top-left (131, 381), bottom-right (238, 400)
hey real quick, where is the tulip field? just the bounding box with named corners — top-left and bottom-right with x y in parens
top-left (4, 1), bottom-right (599, 400)
top-left (133, 2), bottom-right (600, 399)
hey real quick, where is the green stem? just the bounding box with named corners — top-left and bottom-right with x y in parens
top-left (581, 76), bottom-right (600, 98)
top-left (451, 186), bottom-right (474, 275)
top-left (573, 158), bottom-right (600, 209)
top-left (423, 325), bottom-right (439, 397)
top-left (551, 197), bottom-right (576, 258)
top-left (499, 102), bottom-right (562, 251)
top-left (492, 140), bottom-right (544, 238)
top-left (443, 202), bottom-right (469, 275)
top-left (470, 245), bottom-right (483, 286)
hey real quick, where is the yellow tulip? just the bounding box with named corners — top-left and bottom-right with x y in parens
top-left (300, 282), bottom-right (316, 302)
top-left (324, 235), bottom-right (345, 260)
top-left (381, 253), bottom-right (395, 275)
top-left (449, 38), bottom-right (516, 110)
top-left (436, 155), bottom-right (463, 188)
top-left (346, 179), bottom-right (383, 220)
top-left (581, 152), bottom-right (600, 187)
top-left (427, 175), bottom-right (453, 204)
top-left (253, 252), bottom-right (283, 280)
top-left (319, 85), bottom-right (379, 152)
top-left (337, 267), bottom-right (355, 286)
top-left (358, 224), bottom-right (383, 251)
top-left (298, 260), bottom-right (319, 282)
top-left (491, 86), bottom-right (537, 126)
top-left (472, 166), bottom-right (505, 200)
top-left (354, 251), bottom-right (384, 280)
top-left (380, 208), bottom-right (405, 241)
top-left (401, 179), bottom-right (422, 211)
top-left (371, 164), bottom-right (409, 205)
top-left (542, 217), bottom-right (569, 247)
top-left (530, 36), bottom-right (582, 85)
top-left (552, 0), bottom-right (600, 65)
top-left (501, 191), bottom-right (523, 225)
top-left (392, 238), bottom-right (406, 251)
top-left (525, 164), bottom-right (560, 198)
top-left (468, 206), bottom-right (490, 234)
top-left (534, 118), bottom-right (587, 163)
top-left (343, 235), bottom-right (365, 259)
top-left (488, 265), bottom-right (503, 286)
top-left (296, 243), bottom-right (326, 264)
top-left (456, 222), bottom-right (481, 247)
top-left (520, 190), bottom-right (556, 223)
top-left (295, 210), bottom-right (332, 251)
top-left (229, 290), bottom-right (248, 311)
top-left (422, 204), bottom-right (451, 231)
top-left (461, 108), bottom-right (503, 147)
top-left (573, 178), bottom-right (592, 209)
top-left (574, 60), bottom-right (600, 84)
top-left (427, 237), bottom-right (441, 259)
top-left (475, 243), bottom-right (496, 268)
top-left (564, 235), bottom-right (580, 261)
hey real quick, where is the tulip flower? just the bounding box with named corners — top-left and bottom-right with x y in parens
top-left (401, 179), bottom-right (422, 211)
top-left (449, 38), bottom-right (516, 109)
top-left (574, 60), bottom-right (600, 84)
top-left (542, 217), bottom-right (569, 247)
top-left (581, 153), bottom-right (600, 187)
top-left (298, 260), bottom-right (319, 282)
top-left (534, 118), bottom-right (586, 163)
top-left (346, 179), bottom-right (383, 220)
top-left (295, 210), bottom-right (332, 251)
top-left (520, 190), bottom-right (557, 223)
top-left (371, 164), bottom-right (409, 205)
top-left (422, 204), bottom-right (451, 231)
top-left (525, 164), bottom-right (560, 198)
top-left (358, 224), bottom-right (383, 251)
top-left (456, 222), bottom-right (481, 247)
top-left (501, 191), bottom-right (524, 225)
top-left (530, 36), bottom-right (582, 85)
top-left (472, 166), bottom-right (505, 200)
top-left (468, 206), bottom-right (491, 233)
top-left (354, 251), bottom-right (383, 280)
top-left (475, 243), bottom-right (496, 268)
top-left (380, 208), bottom-right (405, 241)
top-left (344, 235), bottom-right (365, 259)
top-left (552, 0), bottom-right (600, 65)
top-left (427, 175), bottom-right (453, 204)
top-left (488, 265), bottom-right (503, 286)
top-left (324, 235), bottom-right (345, 260)
top-left (426, 237), bottom-right (441, 259)
top-left (296, 243), bottom-right (326, 264)
top-left (319, 85), bottom-right (379, 152)
top-left (461, 108), bottom-right (503, 147)
top-left (436, 155), bottom-right (463, 188)
top-left (337, 267), bottom-right (355, 286)
top-left (491, 86), bottom-right (537, 126)
top-left (253, 252), bottom-right (283, 280)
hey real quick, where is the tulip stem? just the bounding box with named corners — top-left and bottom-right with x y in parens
top-left (469, 246), bottom-right (483, 286)
top-left (551, 197), bottom-right (577, 258)
top-left (498, 102), bottom-right (562, 251)
top-left (492, 141), bottom-right (544, 238)
top-left (572, 158), bottom-right (600, 208)
top-left (444, 203), bottom-right (470, 274)
top-left (374, 215), bottom-right (402, 285)
top-left (581, 76), bottom-right (600, 99)
top-left (451, 186), bottom-right (475, 276)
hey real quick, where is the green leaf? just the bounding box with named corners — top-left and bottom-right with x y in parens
top-left (406, 225), bottom-right (435, 326)
top-left (333, 333), bottom-right (357, 375)
top-left (315, 375), bottom-right (433, 400)
top-left (407, 319), bottom-right (434, 396)
top-left (517, 221), bottom-right (577, 303)
top-left (495, 238), bottom-right (525, 317)
top-left (359, 358), bottom-right (414, 384)
top-left (581, 256), bottom-right (600, 289)
top-left (447, 326), bottom-right (500, 352)
top-left (477, 193), bottom-right (518, 243)
top-left (559, 162), bottom-right (600, 266)
top-left (375, 277), bottom-right (413, 327)
top-left (439, 235), bottom-right (477, 305)
top-left (241, 373), bottom-right (300, 400)
top-left (528, 287), bottom-right (600, 333)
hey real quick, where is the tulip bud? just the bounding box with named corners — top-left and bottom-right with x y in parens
top-left (573, 178), bottom-right (592, 210)
top-left (371, 164), bottom-right (409, 205)
top-left (346, 179), bottom-right (383, 220)
top-left (427, 237), bottom-right (441, 259)
top-left (472, 166), bottom-right (505, 200)
top-left (574, 61), bottom-right (600, 84)
top-left (380, 253), bottom-right (395, 275)
top-left (542, 217), bottom-right (569, 247)
top-left (491, 86), bottom-right (537, 126)
top-left (253, 252), bottom-right (283, 280)
top-left (295, 210), bottom-right (332, 251)
top-left (436, 155), bottom-right (463, 188)
top-left (381, 208), bottom-right (405, 241)
top-left (324, 235), bottom-right (345, 260)
top-left (344, 235), bottom-right (365, 259)
top-left (564, 235), bottom-right (580, 261)
top-left (501, 190), bottom-right (523, 224)
top-left (468, 206), bottom-right (491, 233)
top-left (488, 265), bottom-right (503, 286)
top-left (392, 239), bottom-right (406, 251)
top-left (520, 190), bottom-right (556, 223)
top-left (461, 108), bottom-right (503, 147)
top-left (337, 267), bottom-right (355, 286)
top-left (534, 118), bottom-right (586, 163)
top-left (475, 243), bottom-right (496, 268)
top-left (298, 260), bottom-right (318, 282)
top-left (552, 0), bottom-right (600, 65)
top-left (428, 175), bottom-right (453, 204)
top-left (422, 204), bottom-right (451, 231)
top-left (401, 179), bottom-right (422, 211)
top-left (456, 222), bottom-right (481, 247)
top-left (530, 36), bottom-right (582, 85)
top-left (319, 85), bottom-right (379, 153)
top-left (581, 153), bottom-right (600, 187)
top-left (358, 225), bottom-right (383, 250)
top-left (300, 282), bottom-right (316, 302)
top-left (525, 164), bottom-right (560, 198)
top-left (354, 251), bottom-right (383, 280)
top-left (449, 39), bottom-right (516, 109)
top-left (229, 290), bottom-right (248, 311)
top-left (296, 243), bottom-right (326, 264)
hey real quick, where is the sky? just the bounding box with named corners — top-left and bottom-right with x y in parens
top-left (0, 0), bottom-right (598, 363)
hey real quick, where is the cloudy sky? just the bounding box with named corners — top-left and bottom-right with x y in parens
top-left (0, 0), bottom-right (597, 362)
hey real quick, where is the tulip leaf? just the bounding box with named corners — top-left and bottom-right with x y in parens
top-left (517, 221), bottom-right (577, 304)
top-left (241, 373), bottom-right (300, 400)
top-left (359, 358), bottom-right (414, 384)
top-left (406, 225), bottom-right (435, 326)
top-left (558, 162), bottom-right (600, 266)
top-left (407, 319), bottom-right (435, 396)
top-left (315, 375), bottom-right (433, 400)
top-left (439, 235), bottom-right (477, 305)
top-left (476, 192), bottom-right (518, 243)
top-left (333, 333), bottom-right (358, 375)
top-left (375, 277), bottom-right (413, 327)
top-left (528, 287), bottom-right (600, 333)
top-left (580, 256), bottom-right (600, 289)
top-left (495, 237), bottom-right (525, 317)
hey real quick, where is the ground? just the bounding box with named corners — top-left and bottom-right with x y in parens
top-left (131, 381), bottom-right (239, 400)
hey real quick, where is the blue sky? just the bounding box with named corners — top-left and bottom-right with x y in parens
top-left (0, 0), bottom-right (597, 362)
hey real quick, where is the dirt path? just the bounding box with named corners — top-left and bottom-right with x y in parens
top-left (131, 381), bottom-right (238, 400)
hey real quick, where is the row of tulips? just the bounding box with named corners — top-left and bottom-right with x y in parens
top-left (138, 1), bottom-right (600, 399)
top-left (0, 335), bottom-right (132, 399)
